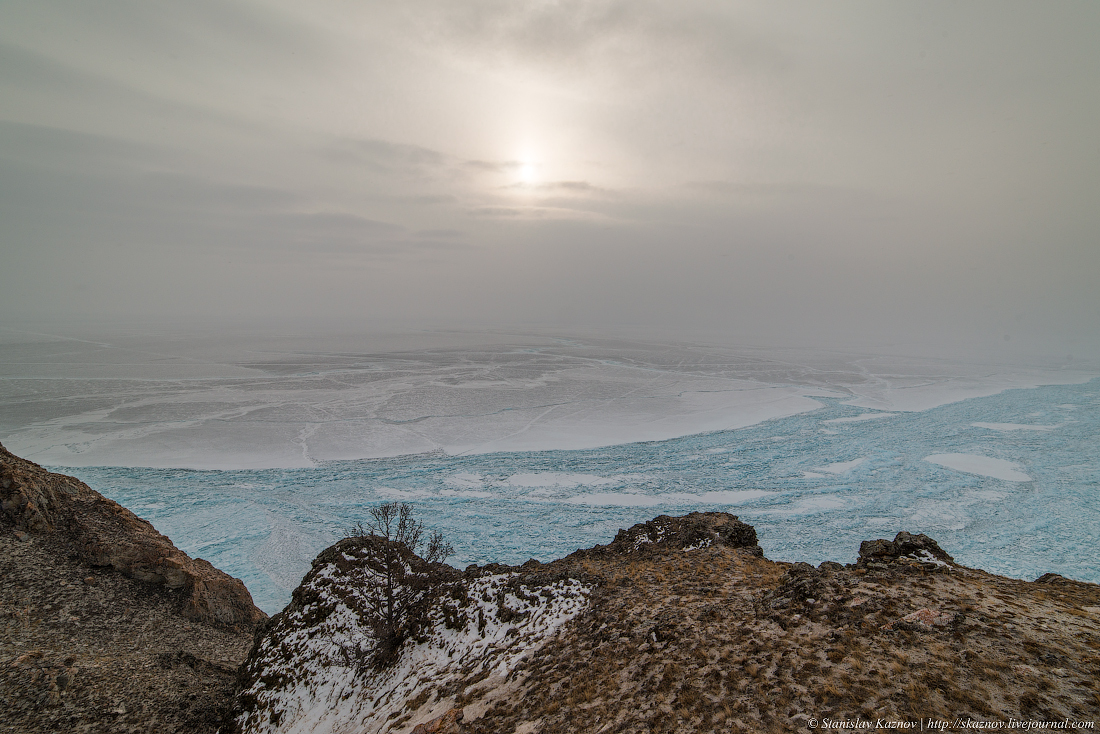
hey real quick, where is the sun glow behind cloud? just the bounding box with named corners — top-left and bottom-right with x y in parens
top-left (518, 161), bottom-right (537, 184)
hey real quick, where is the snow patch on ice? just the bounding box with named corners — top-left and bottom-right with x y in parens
top-left (438, 489), bottom-right (493, 498)
top-left (565, 493), bottom-right (665, 507)
top-left (813, 458), bottom-right (867, 474)
top-left (444, 472), bottom-right (484, 488)
top-left (565, 489), bottom-right (770, 507)
top-left (823, 413), bottom-right (897, 424)
top-left (924, 454), bottom-right (1031, 482)
top-left (505, 472), bottom-right (617, 488)
top-left (970, 422), bottom-right (1058, 432)
top-left (770, 496), bottom-right (846, 515)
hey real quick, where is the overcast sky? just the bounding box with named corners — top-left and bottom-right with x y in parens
top-left (2, 1), bottom-right (1098, 356)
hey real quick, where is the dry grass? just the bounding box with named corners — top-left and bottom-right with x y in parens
top-left (374, 527), bottom-right (1100, 734)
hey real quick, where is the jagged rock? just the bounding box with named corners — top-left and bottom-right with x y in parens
top-left (599, 511), bottom-right (761, 555)
top-left (757, 561), bottom-right (854, 628)
top-left (858, 531), bottom-right (954, 564)
top-left (0, 442), bottom-right (265, 628)
top-left (1, 495), bottom-right (256, 734)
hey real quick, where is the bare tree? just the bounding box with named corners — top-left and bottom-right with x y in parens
top-left (345, 502), bottom-right (455, 667)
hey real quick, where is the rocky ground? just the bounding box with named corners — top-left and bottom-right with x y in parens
top-left (0, 444), bottom-right (265, 733)
top-left (0, 529), bottom-right (254, 733)
top-left (235, 513), bottom-right (1100, 734)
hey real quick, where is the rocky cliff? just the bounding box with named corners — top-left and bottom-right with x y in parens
top-left (0, 443), bottom-right (265, 629)
top-left (0, 443), bottom-right (266, 733)
top-left (233, 513), bottom-right (1100, 734)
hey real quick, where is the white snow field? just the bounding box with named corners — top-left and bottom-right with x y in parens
top-left (1, 331), bottom-right (1097, 613)
top-left (1, 331), bottom-right (1091, 470)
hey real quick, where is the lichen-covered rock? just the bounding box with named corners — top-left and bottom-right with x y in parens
top-left (882, 607), bottom-right (961, 631)
top-left (0, 442), bottom-right (265, 628)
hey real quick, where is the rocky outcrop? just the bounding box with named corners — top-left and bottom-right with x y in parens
top-left (857, 530), bottom-right (955, 565)
top-left (234, 515), bottom-right (1100, 734)
top-left (0, 442), bottom-right (265, 628)
top-left (586, 511), bottom-right (761, 556)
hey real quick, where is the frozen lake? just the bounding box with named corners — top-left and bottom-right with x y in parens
top-left (1, 330), bottom-right (1096, 614)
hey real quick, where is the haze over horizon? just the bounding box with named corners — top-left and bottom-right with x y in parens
top-left (2, 1), bottom-right (1099, 357)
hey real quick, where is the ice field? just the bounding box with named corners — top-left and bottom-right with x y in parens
top-left (55, 379), bottom-right (1100, 615)
top-left (3, 331), bottom-right (1091, 470)
top-left (1, 331), bottom-right (1097, 615)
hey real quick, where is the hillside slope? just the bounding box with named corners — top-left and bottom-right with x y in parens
top-left (233, 513), bottom-right (1100, 733)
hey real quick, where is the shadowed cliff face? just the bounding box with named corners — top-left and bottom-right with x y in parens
top-left (0, 442), bottom-right (265, 628)
top-left (233, 514), bottom-right (1100, 734)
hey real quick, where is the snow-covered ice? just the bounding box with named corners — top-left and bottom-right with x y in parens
top-left (504, 472), bottom-right (618, 488)
top-left (923, 454), bottom-right (1032, 482)
top-left (565, 489), bottom-right (771, 507)
top-left (823, 413), bottom-right (898, 424)
top-left (2, 332), bottom-right (1093, 470)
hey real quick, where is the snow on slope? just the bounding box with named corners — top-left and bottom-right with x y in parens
top-left (235, 540), bottom-right (591, 734)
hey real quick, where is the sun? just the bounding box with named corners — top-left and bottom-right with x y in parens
top-left (518, 161), bottom-right (537, 184)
